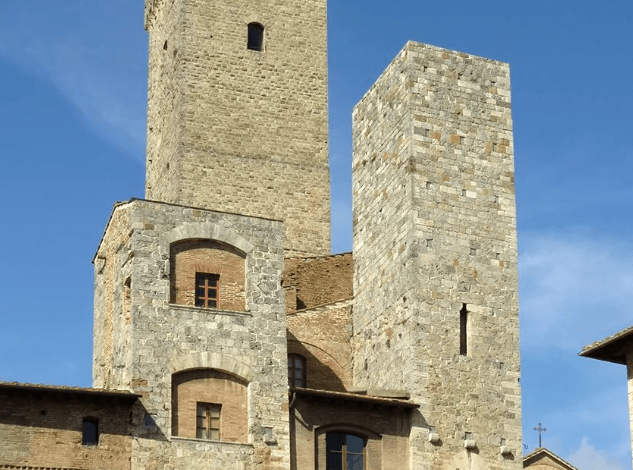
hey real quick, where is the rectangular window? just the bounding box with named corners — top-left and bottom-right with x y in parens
top-left (326, 432), bottom-right (365, 470)
top-left (82, 417), bottom-right (99, 445)
top-left (288, 354), bottom-right (306, 388)
top-left (196, 402), bottom-right (221, 440)
top-left (195, 273), bottom-right (219, 308)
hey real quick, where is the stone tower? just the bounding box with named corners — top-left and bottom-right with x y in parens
top-left (351, 42), bottom-right (522, 469)
top-left (143, 0), bottom-right (331, 257)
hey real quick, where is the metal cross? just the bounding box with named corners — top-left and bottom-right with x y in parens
top-left (534, 422), bottom-right (547, 448)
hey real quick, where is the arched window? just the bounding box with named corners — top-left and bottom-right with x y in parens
top-left (171, 369), bottom-right (248, 442)
top-left (82, 417), bottom-right (99, 445)
top-left (326, 432), bottom-right (365, 470)
top-left (288, 353), bottom-right (306, 388)
top-left (170, 239), bottom-right (246, 311)
top-left (247, 23), bottom-right (264, 51)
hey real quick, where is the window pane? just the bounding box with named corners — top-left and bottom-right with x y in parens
top-left (208, 277), bottom-right (218, 287)
top-left (346, 434), bottom-right (364, 453)
top-left (347, 453), bottom-right (364, 470)
top-left (326, 433), bottom-right (345, 452)
top-left (209, 300), bottom-right (217, 307)
top-left (326, 451), bottom-right (343, 470)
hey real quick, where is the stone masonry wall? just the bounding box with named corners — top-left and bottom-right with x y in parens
top-left (144, 0), bottom-right (331, 257)
top-left (93, 204), bottom-right (133, 391)
top-left (94, 199), bottom-right (290, 470)
top-left (352, 42), bottom-right (522, 470)
top-left (0, 390), bottom-right (133, 469)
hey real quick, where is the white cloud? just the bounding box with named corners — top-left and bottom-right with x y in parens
top-left (568, 437), bottom-right (627, 470)
top-left (0, 5), bottom-right (146, 159)
top-left (519, 233), bottom-right (633, 350)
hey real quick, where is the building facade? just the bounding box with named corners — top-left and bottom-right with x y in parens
top-left (0, 0), bottom-right (523, 469)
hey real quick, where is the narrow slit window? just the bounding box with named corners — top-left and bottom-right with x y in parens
top-left (247, 23), bottom-right (264, 51)
top-left (195, 273), bottom-right (219, 308)
top-left (460, 303), bottom-right (468, 356)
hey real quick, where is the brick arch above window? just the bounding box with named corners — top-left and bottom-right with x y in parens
top-left (171, 369), bottom-right (248, 442)
top-left (170, 239), bottom-right (246, 311)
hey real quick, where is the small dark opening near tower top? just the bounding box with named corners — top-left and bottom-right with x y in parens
top-left (247, 23), bottom-right (264, 51)
top-left (460, 303), bottom-right (468, 356)
top-left (163, 40), bottom-right (168, 50)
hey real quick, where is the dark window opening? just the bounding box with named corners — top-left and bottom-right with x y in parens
top-left (82, 418), bottom-right (99, 445)
top-left (288, 354), bottom-right (306, 388)
top-left (326, 432), bottom-right (365, 470)
top-left (196, 402), bottom-right (221, 440)
top-left (247, 23), bottom-right (264, 51)
top-left (195, 273), bottom-right (219, 308)
top-left (460, 303), bottom-right (468, 356)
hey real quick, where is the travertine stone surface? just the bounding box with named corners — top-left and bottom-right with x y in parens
top-left (352, 42), bottom-right (522, 470)
top-left (94, 199), bottom-right (290, 470)
top-left (144, 0), bottom-right (331, 257)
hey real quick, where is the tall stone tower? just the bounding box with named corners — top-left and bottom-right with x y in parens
top-left (351, 42), bottom-right (522, 470)
top-left (143, 0), bottom-right (331, 257)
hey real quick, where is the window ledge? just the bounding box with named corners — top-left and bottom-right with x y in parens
top-left (168, 304), bottom-right (252, 317)
top-left (171, 436), bottom-right (253, 447)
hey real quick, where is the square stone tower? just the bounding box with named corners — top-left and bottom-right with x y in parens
top-left (93, 200), bottom-right (290, 469)
top-left (143, 0), bottom-right (331, 257)
top-left (352, 42), bottom-right (522, 470)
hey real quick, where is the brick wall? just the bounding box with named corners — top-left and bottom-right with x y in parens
top-left (283, 253), bottom-right (353, 312)
top-left (171, 239), bottom-right (246, 311)
top-left (287, 301), bottom-right (353, 391)
top-left (172, 370), bottom-right (248, 442)
top-left (0, 390), bottom-right (133, 470)
top-left (292, 398), bottom-right (411, 470)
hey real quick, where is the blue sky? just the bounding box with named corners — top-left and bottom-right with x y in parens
top-left (0, 0), bottom-right (631, 468)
